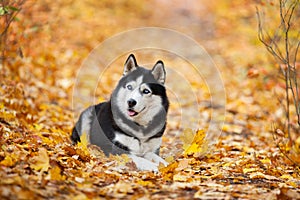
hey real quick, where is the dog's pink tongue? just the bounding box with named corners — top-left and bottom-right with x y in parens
top-left (128, 110), bottom-right (136, 116)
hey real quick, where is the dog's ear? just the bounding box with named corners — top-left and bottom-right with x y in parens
top-left (123, 54), bottom-right (138, 76)
top-left (152, 61), bottom-right (166, 85)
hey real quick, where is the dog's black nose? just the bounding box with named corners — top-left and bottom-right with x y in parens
top-left (127, 99), bottom-right (137, 108)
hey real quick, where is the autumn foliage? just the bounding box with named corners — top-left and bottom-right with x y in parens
top-left (0, 0), bottom-right (300, 199)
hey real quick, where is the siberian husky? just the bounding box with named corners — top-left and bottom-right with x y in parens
top-left (71, 54), bottom-right (169, 171)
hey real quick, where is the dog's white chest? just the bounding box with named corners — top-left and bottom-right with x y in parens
top-left (113, 132), bottom-right (161, 156)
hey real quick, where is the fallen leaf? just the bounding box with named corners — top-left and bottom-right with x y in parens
top-left (180, 128), bottom-right (194, 151)
top-left (175, 159), bottom-right (190, 171)
top-left (247, 68), bottom-right (260, 78)
top-left (183, 129), bottom-right (208, 158)
top-left (159, 161), bottom-right (179, 181)
top-left (114, 181), bottom-right (134, 194)
top-left (243, 168), bottom-right (257, 174)
top-left (77, 132), bottom-right (89, 155)
top-left (30, 147), bottom-right (50, 172)
top-left (75, 177), bottom-right (85, 183)
top-left (50, 165), bottom-right (65, 181)
top-left (137, 180), bottom-right (155, 187)
top-left (249, 172), bottom-right (278, 180)
top-left (74, 132), bottom-right (91, 161)
top-left (173, 173), bottom-right (190, 182)
top-left (280, 174), bottom-right (293, 180)
top-left (165, 155), bottom-right (174, 163)
top-left (0, 154), bottom-right (17, 167)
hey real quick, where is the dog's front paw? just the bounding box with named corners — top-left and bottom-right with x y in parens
top-left (128, 154), bottom-right (159, 171)
top-left (144, 152), bottom-right (168, 166)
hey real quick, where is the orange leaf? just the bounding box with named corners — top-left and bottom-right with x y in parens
top-left (0, 154), bottom-right (17, 167)
top-left (50, 166), bottom-right (65, 181)
top-left (159, 161), bottom-right (179, 181)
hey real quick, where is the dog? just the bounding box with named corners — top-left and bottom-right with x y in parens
top-left (71, 54), bottom-right (169, 171)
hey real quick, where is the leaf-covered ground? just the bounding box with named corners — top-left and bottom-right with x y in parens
top-left (1, 0), bottom-right (300, 199)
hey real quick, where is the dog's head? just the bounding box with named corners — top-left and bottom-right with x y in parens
top-left (111, 54), bottom-right (169, 128)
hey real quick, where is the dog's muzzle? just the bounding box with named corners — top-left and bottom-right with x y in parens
top-left (127, 99), bottom-right (137, 108)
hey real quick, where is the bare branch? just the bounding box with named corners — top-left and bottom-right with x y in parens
top-left (0, 0), bottom-right (26, 66)
top-left (258, 0), bottom-right (299, 146)
top-left (256, 7), bottom-right (285, 62)
top-left (293, 40), bottom-right (300, 126)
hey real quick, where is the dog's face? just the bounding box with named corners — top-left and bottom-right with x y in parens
top-left (111, 54), bottom-right (168, 127)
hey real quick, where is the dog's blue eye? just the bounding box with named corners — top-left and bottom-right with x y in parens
top-left (142, 89), bottom-right (151, 94)
top-left (127, 85), bottom-right (133, 90)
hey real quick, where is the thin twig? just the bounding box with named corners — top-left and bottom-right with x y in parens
top-left (294, 40), bottom-right (300, 126)
top-left (280, 0), bottom-right (292, 139)
top-left (256, 7), bottom-right (285, 62)
top-left (257, 0), bottom-right (300, 162)
top-left (0, 0), bottom-right (25, 66)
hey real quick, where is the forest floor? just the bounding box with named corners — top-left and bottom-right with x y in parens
top-left (0, 0), bottom-right (300, 199)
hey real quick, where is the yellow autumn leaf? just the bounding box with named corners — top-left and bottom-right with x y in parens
top-left (50, 166), bottom-right (65, 181)
top-left (34, 132), bottom-right (54, 145)
top-left (280, 174), bottom-right (293, 180)
top-left (0, 110), bottom-right (16, 121)
top-left (112, 154), bottom-right (131, 166)
top-left (173, 174), bottom-right (189, 182)
top-left (287, 180), bottom-right (298, 188)
top-left (30, 147), bottom-right (50, 172)
top-left (183, 129), bottom-right (208, 157)
top-left (165, 155), bottom-right (174, 163)
top-left (243, 168), bottom-right (257, 174)
top-left (72, 194), bottom-right (88, 200)
top-left (0, 154), bottom-right (17, 167)
top-left (249, 172), bottom-right (267, 179)
top-left (137, 180), bottom-right (154, 187)
top-left (77, 132), bottom-right (90, 155)
top-left (180, 128), bottom-right (194, 151)
top-left (159, 161), bottom-right (179, 181)
top-left (33, 123), bottom-right (43, 131)
top-left (260, 158), bottom-right (271, 164)
top-left (185, 143), bottom-right (198, 155)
